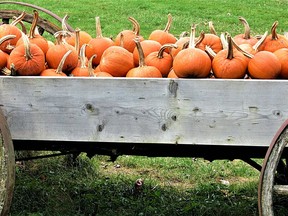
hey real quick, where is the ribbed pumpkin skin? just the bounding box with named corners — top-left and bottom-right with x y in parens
top-left (173, 48), bottom-right (212, 78)
top-left (212, 49), bottom-right (248, 79)
top-left (8, 43), bottom-right (45, 76)
top-left (145, 51), bottom-right (173, 77)
top-left (46, 44), bottom-right (78, 73)
top-left (16, 35), bottom-right (49, 55)
top-left (148, 30), bottom-right (177, 45)
top-left (114, 30), bottom-right (144, 53)
top-left (86, 38), bottom-right (114, 66)
top-left (126, 65), bottom-right (162, 78)
top-left (197, 34), bottom-right (223, 53)
top-left (133, 40), bottom-right (161, 66)
top-left (273, 48), bottom-right (288, 79)
top-left (259, 35), bottom-right (288, 52)
top-left (170, 37), bottom-right (189, 58)
top-left (248, 51), bottom-right (281, 79)
top-left (99, 46), bottom-right (134, 77)
top-left (0, 51), bottom-right (9, 70)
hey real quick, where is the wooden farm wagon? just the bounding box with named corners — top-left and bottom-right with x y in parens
top-left (0, 2), bottom-right (287, 215)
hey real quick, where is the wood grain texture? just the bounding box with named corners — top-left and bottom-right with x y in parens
top-left (0, 77), bottom-right (287, 146)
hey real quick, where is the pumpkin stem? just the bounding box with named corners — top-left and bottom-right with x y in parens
top-left (79, 44), bottom-right (87, 68)
top-left (95, 16), bottom-right (103, 38)
top-left (157, 44), bottom-right (178, 59)
top-left (226, 34), bottom-right (234, 60)
top-left (119, 33), bottom-right (124, 47)
top-left (220, 32), bottom-right (228, 49)
top-left (208, 21), bottom-right (217, 35)
top-left (163, 14), bottom-right (173, 33)
top-left (195, 31), bottom-right (205, 46)
top-left (88, 55), bottom-right (96, 77)
top-left (61, 14), bottom-right (70, 32)
top-left (12, 16), bottom-right (27, 34)
top-left (271, 21), bottom-right (279, 40)
top-left (10, 11), bottom-right (26, 26)
top-left (179, 31), bottom-right (189, 38)
top-left (231, 37), bottom-right (254, 59)
top-left (74, 28), bottom-right (80, 54)
top-left (134, 38), bottom-right (146, 67)
top-left (28, 10), bottom-right (39, 39)
top-left (188, 24), bottom-right (197, 49)
top-left (252, 31), bottom-right (268, 51)
top-left (129, 17), bottom-right (141, 36)
top-left (21, 33), bottom-right (33, 61)
top-left (55, 50), bottom-right (72, 74)
top-left (0, 35), bottom-right (16, 45)
top-left (205, 45), bottom-right (216, 58)
top-left (238, 17), bottom-right (251, 40)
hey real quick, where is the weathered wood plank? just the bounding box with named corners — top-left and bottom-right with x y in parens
top-left (0, 77), bottom-right (287, 146)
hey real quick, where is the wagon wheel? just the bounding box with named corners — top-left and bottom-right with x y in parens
top-left (0, 1), bottom-right (74, 35)
top-left (0, 110), bottom-right (15, 216)
top-left (258, 119), bottom-right (288, 216)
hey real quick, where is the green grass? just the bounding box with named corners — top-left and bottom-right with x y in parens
top-left (2, 0), bottom-right (288, 215)
top-left (10, 154), bottom-right (261, 216)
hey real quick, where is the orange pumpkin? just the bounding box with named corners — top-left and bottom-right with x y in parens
top-left (132, 39), bottom-right (162, 66)
top-left (46, 32), bottom-right (78, 74)
top-left (212, 34), bottom-right (248, 79)
top-left (85, 16), bottom-right (114, 67)
top-left (145, 44), bottom-right (177, 77)
top-left (0, 12), bottom-right (25, 54)
top-left (71, 44), bottom-right (89, 77)
top-left (233, 17), bottom-right (258, 46)
top-left (0, 35), bottom-right (15, 70)
top-left (7, 33), bottom-right (45, 76)
top-left (114, 17), bottom-right (144, 52)
top-left (40, 50), bottom-right (71, 76)
top-left (247, 51), bottom-right (281, 79)
top-left (16, 10), bottom-right (49, 55)
top-left (99, 45), bottom-right (134, 77)
top-left (173, 24), bottom-right (212, 78)
top-left (273, 48), bottom-right (288, 79)
top-left (126, 39), bottom-right (162, 78)
top-left (148, 14), bottom-right (177, 46)
top-left (258, 21), bottom-right (288, 52)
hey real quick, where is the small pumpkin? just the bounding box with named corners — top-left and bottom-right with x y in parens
top-left (212, 34), bottom-right (248, 79)
top-left (258, 21), bottom-right (288, 52)
top-left (126, 39), bottom-right (162, 78)
top-left (46, 31), bottom-right (78, 74)
top-left (40, 50), bottom-right (71, 76)
top-left (0, 35), bottom-right (15, 70)
top-left (0, 12), bottom-right (25, 54)
top-left (145, 43), bottom-right (177, 77)
top-left (132, 39), bottom-right (162, 66)
top-left (7, 33), bottom-right (45, 76)
top-left (114, 17), bottom-right (144, 52)
top-left (246, 50), bottom-right (281, 79)
top-left (99, 41), bottom-right (134, 77)
top-left (16, 10), bottom-right (49, 55)
top-left (173, 24), bottom-right (212, 78)
top-left (85, 16), bottom-right (114, 67)
top-left (148, 14), bottom-right (177, 46)
top-left (233, 17), bottom-right (258, 46)
top-left (71, 44), bottom-right (90, 77)
top-left (197, 21), bottom-right (223, 54)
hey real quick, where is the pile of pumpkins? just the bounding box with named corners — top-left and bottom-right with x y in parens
top-left (0, 10), bottom-right (288, 79)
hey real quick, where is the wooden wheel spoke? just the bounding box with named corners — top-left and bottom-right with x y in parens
top-left (274, 185), bottom-right (288, 196)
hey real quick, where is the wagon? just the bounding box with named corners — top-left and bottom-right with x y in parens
top-left (0, 2), bottom-right (287, 216)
